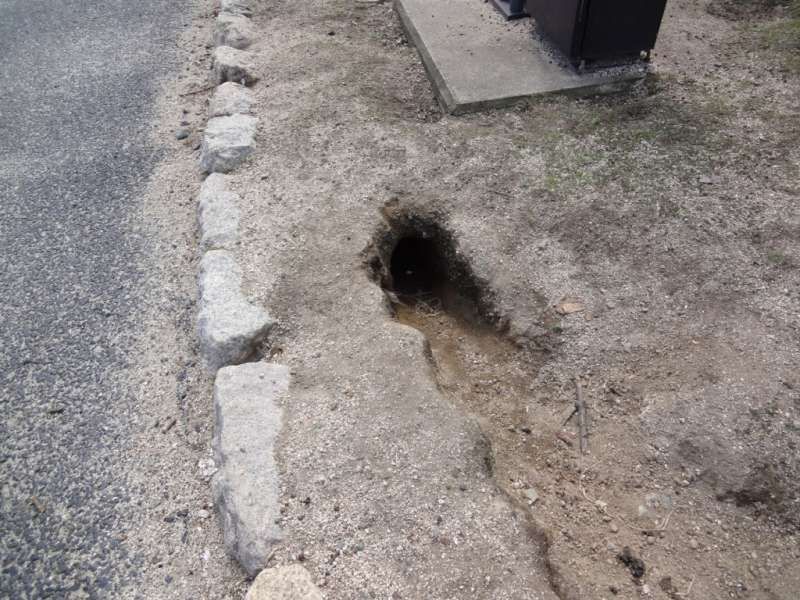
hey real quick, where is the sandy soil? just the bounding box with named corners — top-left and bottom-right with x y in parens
top-left (140, 0), bottom-right (799, 598)
top-left (118, 2), bottom-right (250, 598)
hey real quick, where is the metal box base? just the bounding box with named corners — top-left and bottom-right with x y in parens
top-left (396, 0), bottom-right (648, 114)
top-left (489, 0), bottom-right (529, 20)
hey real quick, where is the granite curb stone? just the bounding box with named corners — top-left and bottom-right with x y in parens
top-left (197, 249), bottom-right (273, 371)
top-left (213, 46), bottom-right (259, 86)
top-left (209, 82), bottom-right (254, 117)
top-left (214, 13), bottom-right (256, 50)
top-left (200, 114), bottom-right (258, 173)
top-left (197, 173), bottom-right (240, 251)
top-left (213, 362), bottom-right (288, 576)
top-left (220, 0), bottom-right (253, 17)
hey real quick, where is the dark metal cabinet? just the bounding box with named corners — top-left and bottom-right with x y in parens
top-left (525, 0), bottom-right (668, 66)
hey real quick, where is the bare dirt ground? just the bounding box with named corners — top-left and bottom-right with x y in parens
top-left (143, 0), bottom-right (798, 598)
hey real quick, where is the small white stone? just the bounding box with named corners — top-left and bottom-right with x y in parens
top-left (524, 488), bottom-right (539, 505)
top-left (246, 565), bottom-right (323, 600)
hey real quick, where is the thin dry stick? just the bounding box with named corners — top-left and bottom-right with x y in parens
top-left (660, 507), bottom-right (675, 531)
top-left (570, 379), bottom-right (675, 535)
top-left (264, 548), bottom-right (277, 566)
top-left (575, 379), bottom-right (588, 454)
top-left (483, 186), bottom-right (514, 199)
top-left (30, 496), bottom-right (46, 513)
top-left (592, 380), bottom-right (607, 419)
top-left (683, 574), bottom-right (696, 599)
top-left (178, 84), bottom-right (215, 97)
top-left (562, 406), bottom-right (578, 427)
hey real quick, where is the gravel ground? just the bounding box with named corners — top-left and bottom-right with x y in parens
top-left (209, 0), bottom-right (799, 598)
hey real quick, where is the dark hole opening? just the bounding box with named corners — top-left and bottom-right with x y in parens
top-left (390, 236), bottom-right (445, 297)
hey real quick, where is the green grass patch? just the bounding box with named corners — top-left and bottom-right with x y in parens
top-left (761, 0), bottom-right (800, 72)
top-left (767, 250), bottom-right (792, 266)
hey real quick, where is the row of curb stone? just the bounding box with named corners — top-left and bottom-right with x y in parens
top-left (192, 2), bottom-right (321, 596)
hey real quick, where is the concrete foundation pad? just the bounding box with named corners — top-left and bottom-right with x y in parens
top-left (396, 0), bottom-right (648, 114)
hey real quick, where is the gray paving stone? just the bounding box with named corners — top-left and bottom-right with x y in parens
top-left (200, 114), bottom-right (258, 173)
top-left (214, 13), bottom-right (256, 50)
top-left (197, 249), bottom-right (273, 371)
top-left (220, 0), bottom-right (253, 17)
top-left (213, 362), bottom-right (288, 577)
top-left (213, 46), bottom-right (259, 86)
top-left (197, 173), bottom-right (240, 251)
top-left (209, 82), bottom-right (254, 117)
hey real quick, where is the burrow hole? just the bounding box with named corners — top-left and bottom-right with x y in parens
top-left (364, 208), bottom-right (561, 585)
top-left (367, 210), bottom-right (489, 325)
top-left (365, 206), bottom-right (549, 493)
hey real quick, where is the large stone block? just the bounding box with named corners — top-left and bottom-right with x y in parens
top-left (213, 362), bottom-right (289, 576)
top-left (213, 46), bottom-right (259, 86)
top-left (197, 249), bottom-right (273, 371)
top-left (214, 13), bottom-right (256, 50)
top-left (209, 82), bottom-right (254, 117)
top-left (197, 173), bottom-right (240, 251)
top-left (220, 0), bottom-right (252, 17)
top-left (199, 114), bottom-right (258, 173)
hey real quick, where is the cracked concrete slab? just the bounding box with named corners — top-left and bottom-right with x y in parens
top-left (213, 362), bottom-right (288, 576)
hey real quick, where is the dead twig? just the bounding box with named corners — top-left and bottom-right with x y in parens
top-left (555, 431), bottom-right (574, 447)
top-left (575, 378), bottom-right (588, 454)
top-left (178, 84), bottom-right (215, 97)
top-left (30, 496), bottom-right (46, 514)
top-left (162, 417), bottom-right (177, 434)
top-left (659, 507), bottom-right (675, 531)
top-left (264, 548), bottom-right (277, 566)
top-left (562, 406), bottom-right (578, 427)
top-left (682, 575), bottom-right (696, 599)
top-left (640, 507), bottom-right (676, 534)
top-left (483, 187), bottom-right (514, 199)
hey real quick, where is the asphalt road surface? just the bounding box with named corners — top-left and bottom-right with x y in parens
top-left (0, 1), bottom-right (188, 596)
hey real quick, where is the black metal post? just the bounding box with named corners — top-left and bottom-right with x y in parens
top-left (489, 0), bottom-right (529, 20)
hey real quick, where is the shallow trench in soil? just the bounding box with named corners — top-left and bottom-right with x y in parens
top-left (368, 210), bottom-right (554, 540)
